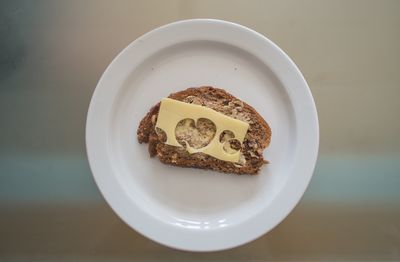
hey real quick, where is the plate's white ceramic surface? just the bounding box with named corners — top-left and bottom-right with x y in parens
top-left (86, 19), bottom-right (319, 251)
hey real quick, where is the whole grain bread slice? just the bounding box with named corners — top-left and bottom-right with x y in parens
top-left (137, 86), bottom-right (271, 174)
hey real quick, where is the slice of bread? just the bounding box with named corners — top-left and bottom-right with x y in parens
top-left (137, 86), bottom-right (271, 174)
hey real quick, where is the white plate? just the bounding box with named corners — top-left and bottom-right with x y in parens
top-left (86, 19), bottom-right (319, 251)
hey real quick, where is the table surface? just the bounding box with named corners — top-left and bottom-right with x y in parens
top-left (1, 0), bottom-right (400, 260)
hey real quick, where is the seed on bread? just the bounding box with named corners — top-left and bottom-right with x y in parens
top-left (137, 86), bottom-right (271, 174)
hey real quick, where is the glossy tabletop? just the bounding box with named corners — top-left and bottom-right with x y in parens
top-left (1, 0), bottom-right (399, 260)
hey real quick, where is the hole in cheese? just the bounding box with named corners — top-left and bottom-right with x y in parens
top-left (219, 130), bottom-right (235, 143)
top-left (174, 118), bottom-right (216, 149)
top-left (223, 139), bottom-right (241, 154)
top-left (155, 127), bottom-right (167, 143)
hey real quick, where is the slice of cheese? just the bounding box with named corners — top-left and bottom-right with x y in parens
top-left (155, 98), bottom-right (249, 162)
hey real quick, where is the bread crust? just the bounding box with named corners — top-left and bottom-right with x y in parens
top-left (137, 86), bottom-right (271, 174)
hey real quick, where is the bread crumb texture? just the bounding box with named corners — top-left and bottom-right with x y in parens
top-left (137, 86), bottom-right (271, 175)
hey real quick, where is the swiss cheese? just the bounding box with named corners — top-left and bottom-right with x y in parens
top-left (155, 98), bottom-right (249, 162)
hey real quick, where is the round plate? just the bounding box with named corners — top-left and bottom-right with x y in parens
top-left (86, 19), bottom-right (319, 251)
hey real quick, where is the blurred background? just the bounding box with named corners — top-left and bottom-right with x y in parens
top-left (1, 0), bottom-right (399, 260)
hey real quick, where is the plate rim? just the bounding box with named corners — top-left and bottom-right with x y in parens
top-left (86, 19), bottom-right (319, 251)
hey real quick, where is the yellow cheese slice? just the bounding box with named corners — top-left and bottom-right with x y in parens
top-left (155, 98), bottom-right (249, 162)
